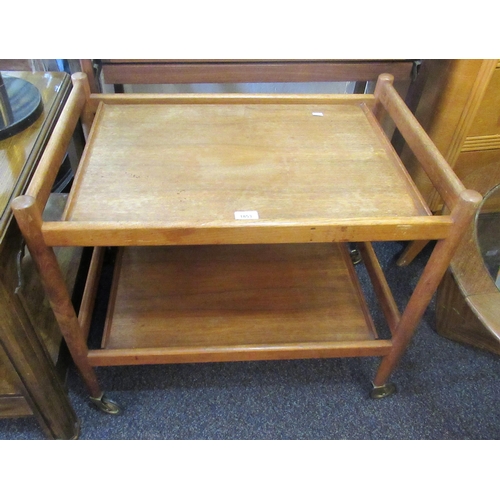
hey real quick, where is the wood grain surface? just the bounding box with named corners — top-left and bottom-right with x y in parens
top-left (64, 101), bottom-right (429, 229)
top-left (101, 243), bottom-right (379, 355)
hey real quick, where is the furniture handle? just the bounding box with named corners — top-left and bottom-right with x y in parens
top-left (14, 241), bottom-right (26, 295)
top-left (13, 239), bottom-right (51, 338)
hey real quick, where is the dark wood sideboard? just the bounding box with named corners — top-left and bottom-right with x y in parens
top-left (0, 70), bottom-right (80, 439)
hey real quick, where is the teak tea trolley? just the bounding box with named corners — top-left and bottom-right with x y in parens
top-left (12, 73), bottom-right (482, 414)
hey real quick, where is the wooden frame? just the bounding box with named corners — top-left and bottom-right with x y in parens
top-left (92, 59), bottom-right (415, 87)
top-left (84, 60), bottom-right (420, 142)
top-left (11, 72), bottom-right (481, 408)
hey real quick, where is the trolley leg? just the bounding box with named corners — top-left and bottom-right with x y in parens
top-left (11, 196), bottom-right (121, 414)
top-left (371, 190), bottom-right (482, 397)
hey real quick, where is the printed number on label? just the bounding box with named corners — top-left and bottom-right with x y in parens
top-left (234, 210), bottom-right (259, 220)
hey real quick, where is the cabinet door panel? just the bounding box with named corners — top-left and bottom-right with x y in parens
top-left (454, 149), bottom-right (500, 204)
top-left (466, 66), bottom-right (500, 140)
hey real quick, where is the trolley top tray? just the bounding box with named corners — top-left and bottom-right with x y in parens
top-left (63, 100), bottom-right (430, 226)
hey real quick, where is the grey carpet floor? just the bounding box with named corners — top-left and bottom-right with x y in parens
top-left (1, 241), bottom-right (500, 439)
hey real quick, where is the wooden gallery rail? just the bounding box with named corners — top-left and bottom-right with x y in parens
top-left (11, 72), bottom-right (482, 416)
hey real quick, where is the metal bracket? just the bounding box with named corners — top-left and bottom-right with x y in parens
top-left (349, 244), bottom-right (362, 265)
top-left (411, 60), bottom-right (422, 82)
top-left (14, 242), bottom-right (26, 294)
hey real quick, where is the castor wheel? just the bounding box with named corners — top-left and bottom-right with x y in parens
top-left (370, 382), bottom-right (397, 399)
top-left (90, 393), bottom-right (122, 415)
top-left (349, 247), bottom-right (362, 265)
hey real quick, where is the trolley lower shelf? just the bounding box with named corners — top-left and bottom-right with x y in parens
top-left (87, 242), bottom-right (393, 367)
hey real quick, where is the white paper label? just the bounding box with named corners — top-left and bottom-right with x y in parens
top-left (234, 210), bottom-right (259, 220)
top-left (312, 112), bottom-right (324, 116)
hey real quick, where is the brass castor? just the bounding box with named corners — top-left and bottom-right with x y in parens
top-left (90, 393), bottom-right (122, 415)
top-left (349, 247), bottom-right (362, 265)
top-left (370, 382), bottom-right (397, 399)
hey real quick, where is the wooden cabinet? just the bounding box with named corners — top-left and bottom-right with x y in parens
top-left (403, 59), bottom-right (500, 209)
top-left (451, 61), bottom-right (500, 208)
top-left (396, 60), bottom-right (500, 265)
top-left (397, 59), bottom-right (500, 349)
top-left (0, 71), bottom-right (79, 439)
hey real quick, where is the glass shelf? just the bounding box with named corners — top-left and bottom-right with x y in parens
top-left (476, 183), bottom-right (500, 291)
